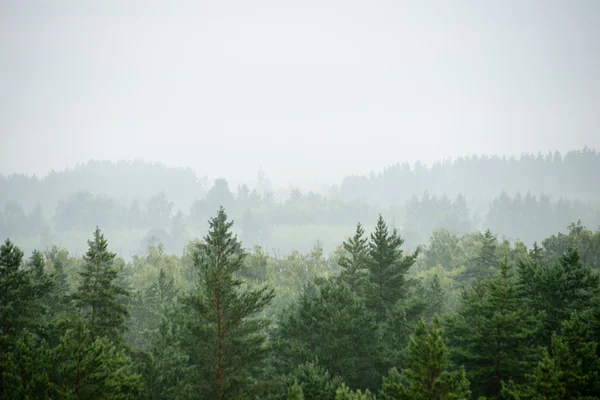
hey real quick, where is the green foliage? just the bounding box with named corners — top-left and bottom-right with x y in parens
top-left (73, 227), bottom-right (129, 343)
top-left (388, 317), bottom-right (470, 400)
top-left (288, 380), bottom-right (305, 400)
top-left (446, 260), bottom-right (542, 399)
top-left (288, 362), bottom-right (339, 400)
top-left (367, 215), bottom-right (418, 320)
top-left (182, 207), bottom-right (275, 399)
top-left (335, 383), bottom-right (376, 399)
top-left (51, 317), bottom-right (141, 399)
top-left (1, 206), bottom-right (600, 400)
top-left (338, 223), bottom-right (370, 293)
top-left (1, 329), bottom-right (55, 399)
top-left (517, 248), bottom-right (600, 344)
top-left (277, 280), bottom-right (381, 389)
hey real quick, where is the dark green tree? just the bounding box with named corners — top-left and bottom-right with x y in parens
top-left (182, 207), bottom-right (274, 399)
top-left (73, 227), bottom-right (129, 343)
top-left (367, 215), bottom-right (419, 320)
top-left (503, 312), bottom-right (600, 399)
top-left (446, 260), bottom-right (542, 399)
top-left (0, 239), bottom-right (53, 392)
top-left (51, 318), bottom-right (141, 399)
top-left (277, 280), bottom-right (381, 390)
top-left (338, 223), bottom-right (370, 293)
top-left (387, 317), bottom-right (471, 399)
top-left (465, 229), bottom-right (499, 281)
top-left (517, 248), bottom-right (600, 345)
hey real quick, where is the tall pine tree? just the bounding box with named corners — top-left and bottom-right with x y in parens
top-left (446, 260), bottom-right (542, 399)
top-left (182, 207), bottom-right (275, 399)
top-left (367, 215), bottom-right (418, 320)
top-left (73, 227), bottom-right (129, 343)
top-left (338, 223), bottom-right (370, 293)
top-left (383, 317), bottom-right (471, 400)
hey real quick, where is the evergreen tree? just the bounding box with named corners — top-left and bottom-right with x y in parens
top-left (503, 312), bottom-right (600, 399)
top-left (0, 240), bottom-right (53, 391)
top-left (138, 312), bottom-right (193, 400)
top-left (338, 223), bottom-right (370, 293)
top-left (1, 329), bottom-right (55, 399)
top-left (470, 229), bottom-right (499, 280)
top-left (51, 318), bottom-right (141, 399)
top-left (528, 242), bottom-right (543, 263)
top-left (277, 280), bottom-right (381, 390)
top-left (367, 215), bottom-right (419, 320)
top-left (288, 362), bottom-right (339, 400)
top-left (390, 317), bottom-right (471, 400)
top-left (182, 207), bottom-right (275, 399)
top-left (446, 260), bottom-right (542, 399)
top-left (423, 274), bottom-right (446, 320)
top-left (73, 227), bottom-right (129, 343)
top-left (517, 248), bottom-right (600, 345)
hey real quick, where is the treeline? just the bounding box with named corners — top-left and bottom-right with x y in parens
top-left (0, 159), bottom-right (206, 215)
top-left (334, 147), bottom-right (600, 205)
top-left (1, 210), bottom-right (600, 399)
top-left (1, 181), bottom-right (599, 256)
top-left (2, 147), bottom-right (599, 215)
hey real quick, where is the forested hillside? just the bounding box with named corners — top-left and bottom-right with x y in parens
top-left (1, 149), bottom-right (600, 259)
top-left (2, 208), bottom-right (600, 399)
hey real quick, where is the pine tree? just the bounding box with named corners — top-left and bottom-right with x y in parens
top-left (0, 240), bottom-right (54, 391)
top-left (51, 318), bottom-right (141, 399)
top-left (367, 215), bottom-right (419, 320)
top-left (446, 260), bottom-right (542, 399)
top-left (464, 229), bottom-right (499, 281)
top-left (277, 280), bottom-right (381, 390)
top-left (288, 362), bottom-right (339, 400)
top-left (391, 317), bottom-right (471, 400)
top-left (182, 207), bottom-right (275, 399)
top-left (517, 248), bottom-right (600, 345)
top-left (1, 329), bottom-right (55, 399)
top-left (528, 242), bottom-right (543, 263)
top-left (503, 312), bottom-right (600, 399)
top-left (423, 274), bottom-right (446, 320)
top-left (73, 227), bottom-right (129, 343)
top-left (338, 223), bottom-right (370, 293)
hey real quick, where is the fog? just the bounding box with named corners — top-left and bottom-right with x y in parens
top-left (4, 3), bottom-right (600, 398)
top-left (2, 0), bottom-right (599, 190)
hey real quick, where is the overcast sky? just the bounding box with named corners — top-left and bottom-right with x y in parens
top-left (1, 0), bottom-right (599, 189)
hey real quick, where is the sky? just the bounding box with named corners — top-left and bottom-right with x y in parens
top-left (1, 0), bottom-right (599, 190)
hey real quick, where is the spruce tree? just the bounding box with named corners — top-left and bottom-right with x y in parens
top-left (391, 317), bottom-right (471, 400)
top-left (338, 223), bottom-right (370, 293)
top-left (465, 229), bottom-right (499, 281)
top-left (367, 215), bottom-right (418, 320)
top-left (446, 260), bottom-right (542, 399)
top-left (517, 248), bottom-right (600, 345)
top-left (182, 207), bottom-right (274, 399)
top-left (503, 312), bottom-right (600, 399)
top-left (51, 318), bottom-right (141, 399)
top-left (73, 227), bottom-right (129, 343)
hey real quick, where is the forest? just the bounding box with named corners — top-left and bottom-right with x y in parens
top-left (1, 150), bottom-right (600, 399)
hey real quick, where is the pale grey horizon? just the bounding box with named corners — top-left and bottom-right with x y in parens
top-left (1, 0), bottom-right (599, 191)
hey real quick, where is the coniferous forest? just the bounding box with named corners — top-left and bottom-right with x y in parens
top-left (3, 1), bottom-right (600, 398)
top-left (2, 152), bottom-right (600, 399)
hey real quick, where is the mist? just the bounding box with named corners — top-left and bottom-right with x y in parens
top-left (2, 2), bottom-right (600, 399)
top-left (2, 0), bottom-right (599, 189)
